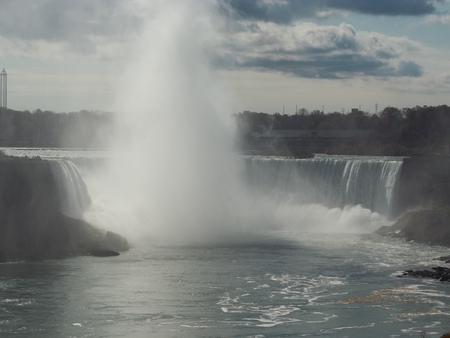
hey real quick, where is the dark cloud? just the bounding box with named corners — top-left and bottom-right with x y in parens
top-left (396, 60), bottom-right (423, 77)
top-left (327, 0), bottom-right (440, 16)
top-left (220, 54), bottom-right (420, 79)
top-left (224, 0), bottom-right (315, 23)
top-left (239, 54), bottom-right (386, 79)
top-left (224, 0), bottom-right (441, 23)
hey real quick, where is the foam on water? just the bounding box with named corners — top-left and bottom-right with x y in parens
top-left (2, 231), bottom-right (450, 336)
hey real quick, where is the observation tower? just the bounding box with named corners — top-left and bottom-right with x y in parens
top-left (0, 69), bottom-right (6, 109)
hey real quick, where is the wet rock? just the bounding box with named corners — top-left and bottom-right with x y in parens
top-left (87, 249), bottom-right (120, 257)
top-left (104, 231), bottom-right (129, 252)
top-left (400, 266), bottom-right (450, 282)
top-left (434, 255), bottom-right (450, 262)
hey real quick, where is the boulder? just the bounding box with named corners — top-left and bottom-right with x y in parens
top-left (104, 231), bottom-right (129, 252)
top-left (87, 249), bottom-right (120, 257)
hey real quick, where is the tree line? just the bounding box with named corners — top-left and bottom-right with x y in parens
top-left (0, 108), bottom-right (115, 148)
top-left (1, 105), bottom-right (449, 155)
top-left (234, 105), bottom-right (450, 156)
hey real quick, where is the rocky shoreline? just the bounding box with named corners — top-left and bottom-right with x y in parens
top-left (399, 266), bottom-right (450, 282)
top-left (398, 255), bottom-right (450, 282)
top-left (375, 208), bottom-right (450, 282)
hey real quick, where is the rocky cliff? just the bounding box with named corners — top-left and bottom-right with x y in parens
top-left (376, 207), bottom-right (450, 247)
top-left (0, 157), bottom-right (128, 262)
top-left (395, 156), bottom-right (450, 216)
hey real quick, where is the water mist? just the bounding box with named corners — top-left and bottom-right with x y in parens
top-left (84, 1), bottom-right (244, 243)
top-left (83, 0), bottom-right (392, 244)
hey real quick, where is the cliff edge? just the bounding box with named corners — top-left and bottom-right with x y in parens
top-left (0, 156), bottom-right (128, 262)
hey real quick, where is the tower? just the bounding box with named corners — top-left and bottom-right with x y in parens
top-left (0, 69), bottom-right (6, 109)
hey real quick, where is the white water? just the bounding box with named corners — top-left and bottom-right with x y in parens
top-left (0, 2), bottom-right (402, 242)
top-left (48, 159), bottom-right (91, 219)
top-left (0, 147), bottom-right (402, 239)
top-left (77, 1), bottom-right (400, 243)
top-left (243, 155), bottom-right (403, 216)
top-left (80, 1), bottom-right (244, 243)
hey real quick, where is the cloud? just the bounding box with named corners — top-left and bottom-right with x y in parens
top-left (327, 0), bottom-right (441, 16)
top-left (237, 55), bottom-right (387, 79)
top-left (0, 0), bottom-right (428, 82)
top-left (0, 0), bottom-right (141, 56)
top-left (220, 22), bottom-right (358, 55)
top-left (396, 60), bottom-right (423, 77)
top-left (223, 0), bottom-right (441, 24)
top-left (214, 21), bottom-right (425, 79)
top-left (421, 14), bottom-right (450, 24)
top-left (356, 32), bottom-right (421, 59)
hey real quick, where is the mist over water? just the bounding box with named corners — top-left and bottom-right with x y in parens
top-left (84, 0), bottom-right (241, 242)
top-left (83, 1), bottom-right (391, 244)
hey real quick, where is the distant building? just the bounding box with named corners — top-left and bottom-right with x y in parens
top-left (0, 69), bottom-right (7, 109)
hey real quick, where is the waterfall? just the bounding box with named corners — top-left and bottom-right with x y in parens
top-left (48, 160), bottom-right (92, 219)
top-left (242, 155), bottom-right (403, 217)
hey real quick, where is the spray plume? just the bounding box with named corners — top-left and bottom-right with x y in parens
top-left (84, 0), bottom-right (244, 243)
top-left (83, 0), bottom-right (391, 244)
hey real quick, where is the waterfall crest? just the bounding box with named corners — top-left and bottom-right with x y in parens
top-left (243, 155), bottom-right (403, 217)
top-left (48, 160), bottom-right (91, 219)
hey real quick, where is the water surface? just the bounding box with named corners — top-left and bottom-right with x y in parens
top-left (2, 232), bottom-right (450, 337)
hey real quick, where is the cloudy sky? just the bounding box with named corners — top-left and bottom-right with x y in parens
top-left (1, 0), bottom-right (450, 114)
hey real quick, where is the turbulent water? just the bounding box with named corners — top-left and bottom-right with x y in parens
top-left (1, 149), bottom-right (450, 337)
top-left (2, 233), bottom-right (450, 337)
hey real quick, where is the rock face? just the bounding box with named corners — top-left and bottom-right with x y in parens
top-left (375, 207), bottom-right (450, 247)
top-left (0, 157), bottom-right (128, 262)
top-left (395, 156), bottom-right (450, 216)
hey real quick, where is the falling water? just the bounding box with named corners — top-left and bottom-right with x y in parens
top-left (242, 155), bottom-right (403, 217)
top-left (82, 2), bottom-right (401, 240)
top-left (48, 160), bottom-right (91, 219)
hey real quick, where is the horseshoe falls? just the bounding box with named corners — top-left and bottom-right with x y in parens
top-left (2, 149), bottom-right (450, 338)
top-left (242, 155), bottom-right (403, 218)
